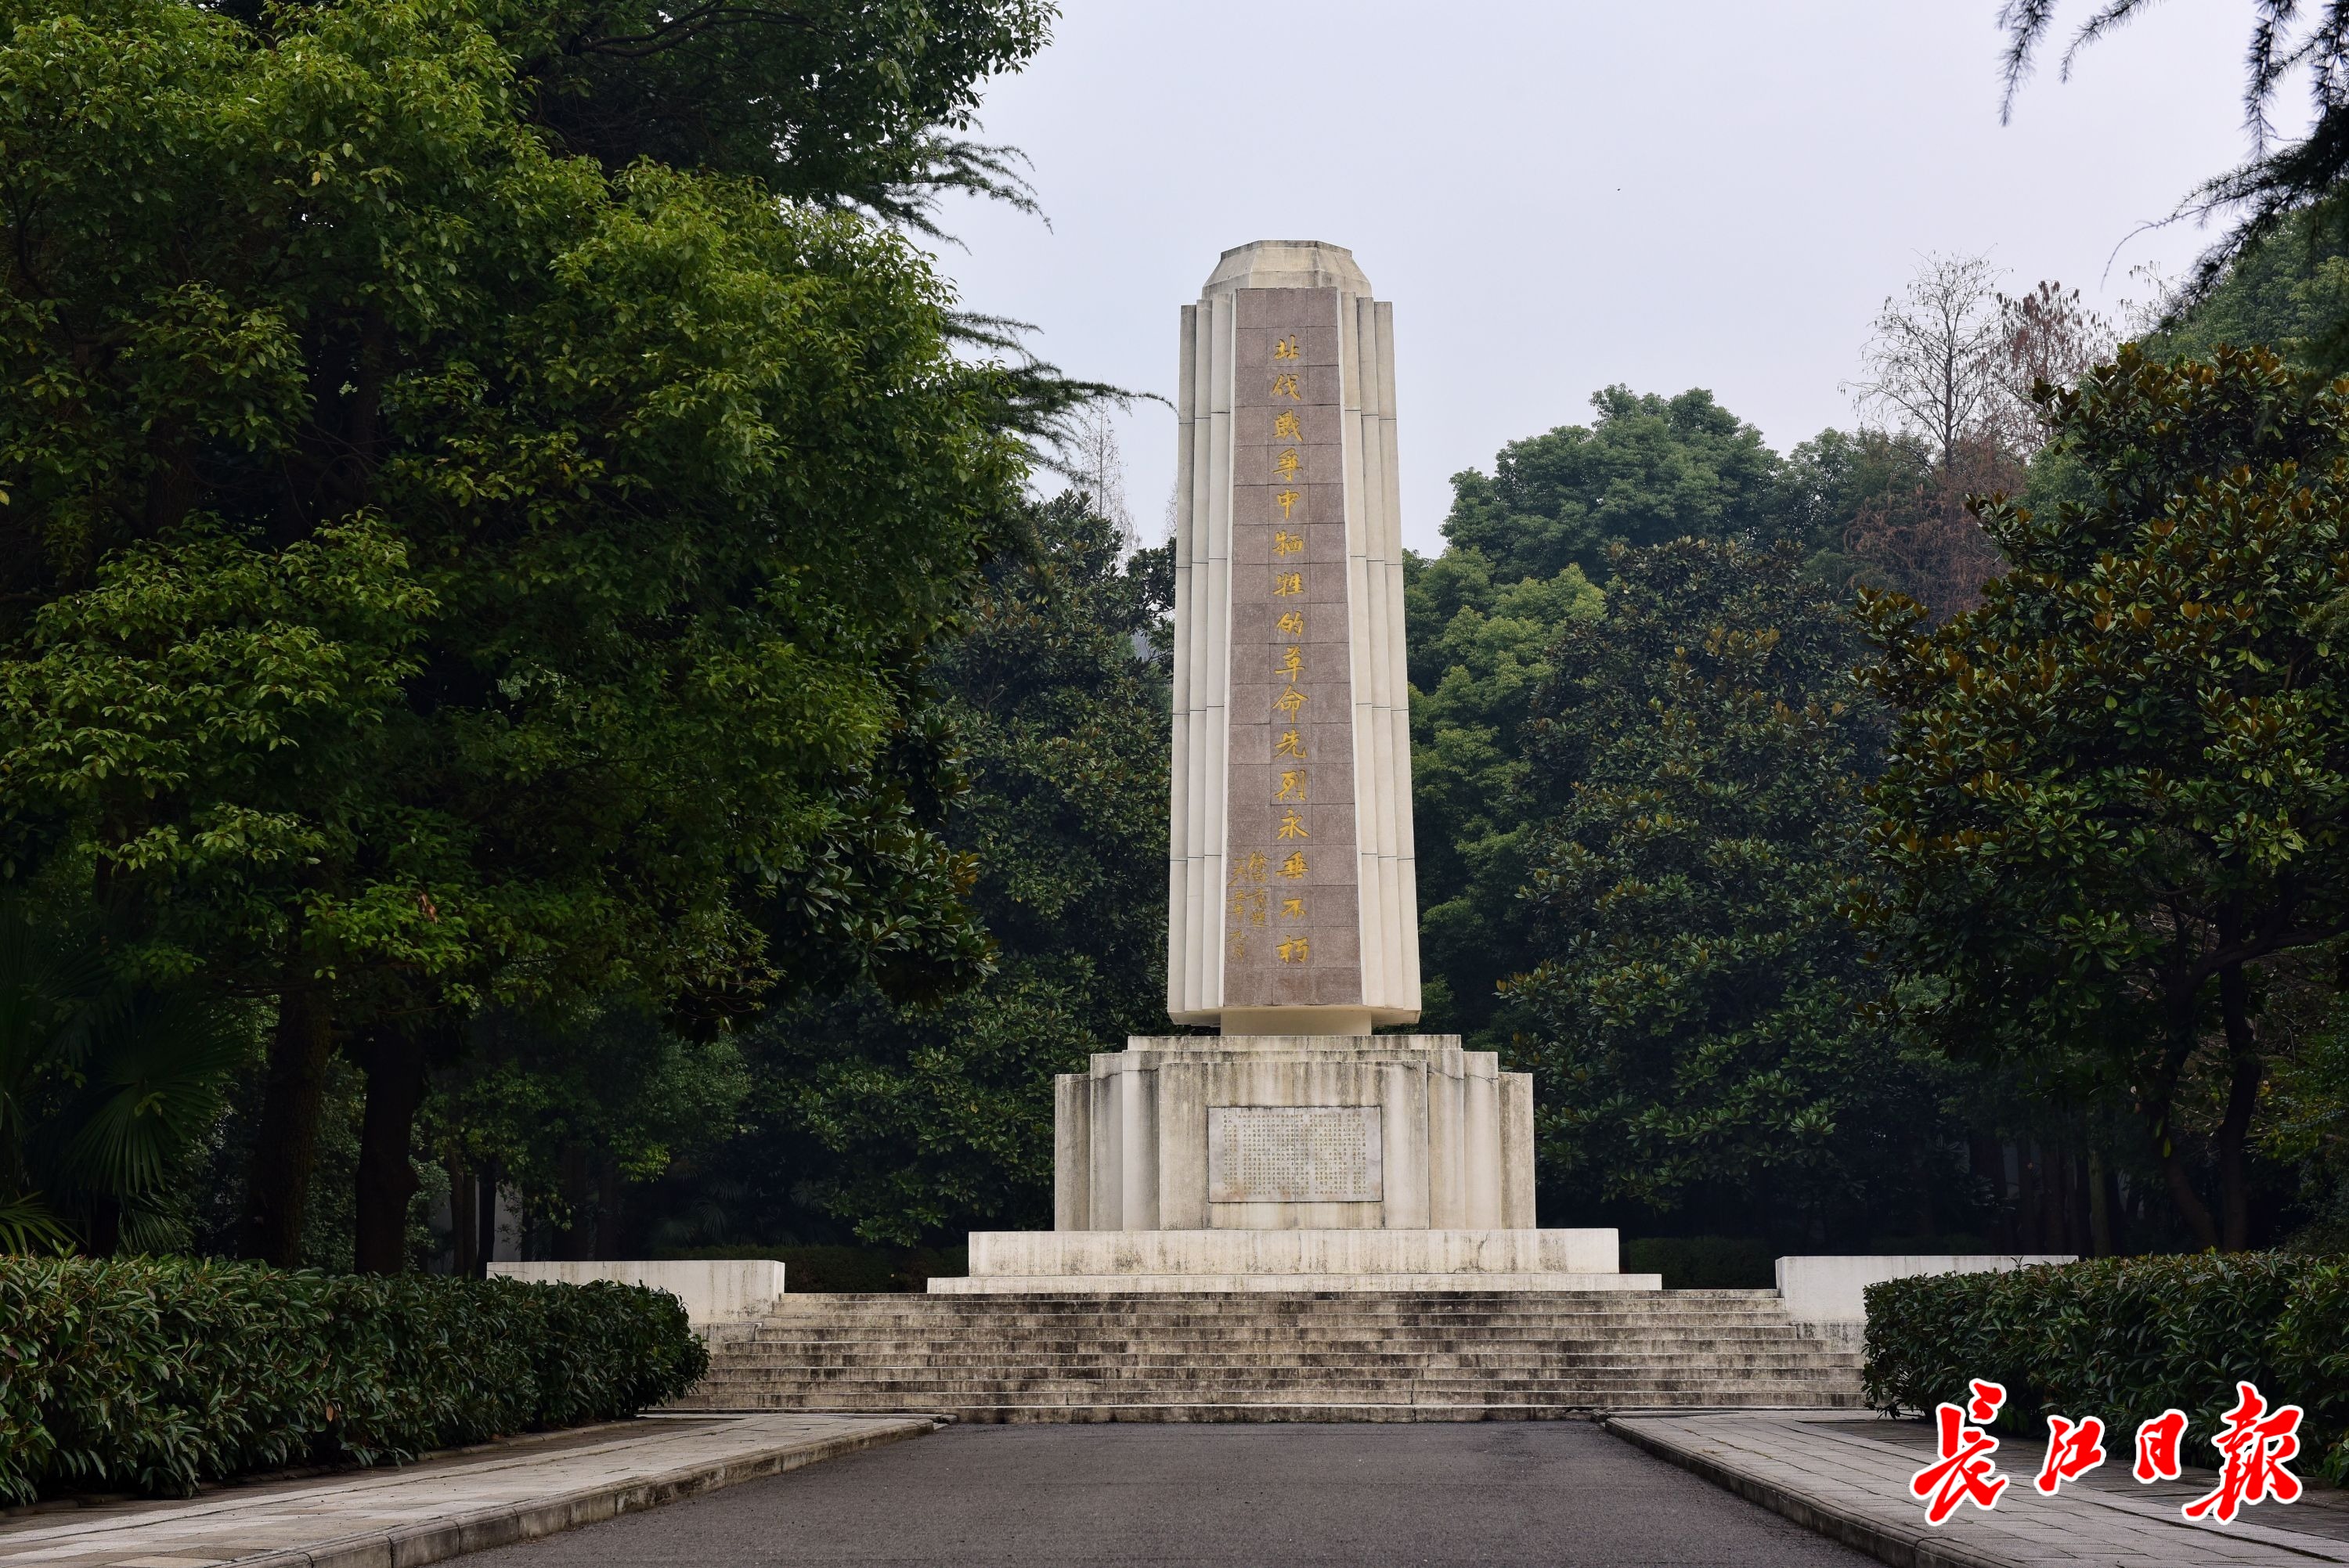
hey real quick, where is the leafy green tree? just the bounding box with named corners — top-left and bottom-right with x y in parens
top-left (713, 496), bottom-right (1173, 1245)
top-left (2146, 207), bottom-right (2349, 370)
top-left (428, 1007), bottom-right (748, 1258)
top-left (0, 892), bottom-right (252, 1251)
top-left (1441, 387), bottom-right (1781, 584)
top-left (478, 0), bottom-right (1054, 232)
top-left (1859, 344), bottom-right (2349, 1250)
top-left (2001, 4), bottom-right (2349, 354)
top-left (1505, 539), bottom-right (1948, 1235)
top-left (0, 0), bottom-right (1023, 1264)
top-left (1404, 549), bottom-right (1601, 1040)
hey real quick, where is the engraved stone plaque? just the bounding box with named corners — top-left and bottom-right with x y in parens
top-left (1207, 1105), bottom-right (1384, 1203)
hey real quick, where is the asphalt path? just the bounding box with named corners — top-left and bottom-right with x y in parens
top-left (466, 1421), bottom-right (1871, 1566)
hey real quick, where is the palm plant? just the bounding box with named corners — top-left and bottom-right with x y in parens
top-left (0, 895), bottom-right (252, 1253)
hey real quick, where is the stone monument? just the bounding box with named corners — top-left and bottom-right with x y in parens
top-left (934, 241), bottom-right (1655, 1294)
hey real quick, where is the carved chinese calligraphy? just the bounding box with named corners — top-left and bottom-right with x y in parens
top-left (1210, 283), bottom-right (1365, 1012)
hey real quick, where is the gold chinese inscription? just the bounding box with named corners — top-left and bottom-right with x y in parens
top-left (1225, 851), bottom-right (1268, 961)
top-left (1232, 312), bottom-right (1345, 977)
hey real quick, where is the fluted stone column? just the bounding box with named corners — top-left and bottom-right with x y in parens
top-left (1167, 240), bottom-right (1420, 1035)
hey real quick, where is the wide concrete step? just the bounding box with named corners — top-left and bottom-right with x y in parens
top-left (762, 1296), bottom-right (1793, 1309)
top-left (745, 1324), bottom-right (1836, 1342)
top-left (749, 1318), bottom-right (1814, 1339)
top-left (684, 1288), bottom-right (1862, 1421)
top-left (699, 1363), bottom-right (1859, 1383)
top-left (766, 1293), bottom-right (1788, 1311)
top-left (714, 1343), bottom-right (1851, 1361)
top-left (677, 1402), bottom-right (1855, 1423)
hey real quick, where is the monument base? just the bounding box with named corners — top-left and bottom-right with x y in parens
top-left (1058, 1034), bottom-right (1538, 1231)
top-left (929, 1227), bottom-right (1663, 1295)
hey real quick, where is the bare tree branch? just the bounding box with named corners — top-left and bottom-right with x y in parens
top-left (1845, 252), bottom-right (2009, 467)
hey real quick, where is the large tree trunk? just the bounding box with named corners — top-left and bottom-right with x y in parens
top-left (554, 1144), bottom-right (595, 1260)
top-left (354, 1026), bottom-right (430, 1275)
top-left (2141, 1006), bottom-right (2221, 1252)
top-left (448, 1156), bottom-right (478, 1278)
top-left (476, 1159), bottom-right (500, 1272)
top-left (2214, 963), bottom-right (2265, 1252)
top-left (240, 981), bottom-right (336, 1266)
top-left (1968, 1137), bottom-right (2010, 1248)
top-left (2087, 1149), bottom-right (2114, 1257)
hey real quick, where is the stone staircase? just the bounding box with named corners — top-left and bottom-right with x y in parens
top-left (673, 1289), bottom-right (1865, 1422)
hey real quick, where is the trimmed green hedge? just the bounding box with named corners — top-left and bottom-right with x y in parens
top-left (1864, 1254), bottom-right (2349, 1483)
top-left (1622, 1237), bottom-right (1778, 1289)
top-left (657, 1244), bottom-right (970, 1292)
top-left (0, 1258), bottom-right (709, 1502)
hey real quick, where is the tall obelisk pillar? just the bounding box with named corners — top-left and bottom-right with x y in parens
top-left (1167, 240), bottom-right (1420, 1034)
top-left (933, 241), bottom-right (1646, 1282)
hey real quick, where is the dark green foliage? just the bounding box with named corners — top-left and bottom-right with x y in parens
top-left (655, 1243), bottom-right (967, 1292)
top-left (1507, 539), bottom-right (1950, 1233)
top-left (1619, 1236), bottom-right (1778, 1290)
top-left (0, 0), bottom-right (1042, 1258)
top-left (0, 895), bottom-right (254, 1251)
top-left (480, 0), bottom-right (1055, 232)
top-left (2002, 5), bottom-right (2349, 362)
top-left (1858, 345), bottom-right (2349, 1249)
top-left (1414, 389), bottom-right (1936, 1047)
top-left (0, 1260), bottom-right (704, 1502)
top-left (1403, 548), bottom-right (1602, 1040)
top-left (720, 496), bottom-right (1172, 1245)
top-left (431, 1008), bottom-right (749, 1249)
top-left (2148, 208), bottom-right (2349, 371)
top-left (1441, 387), bottom-right (1781, 584)
top-left (1864, 1254), bottom-right (2349, 1483)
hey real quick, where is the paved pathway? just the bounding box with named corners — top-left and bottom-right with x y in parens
top-left (0, 1413), bottom-right (931, 1568)
top-left (463, 1422), bottom-right (1871, 1566)
top-left (1611, 1410), bottom-right (2349, 1567)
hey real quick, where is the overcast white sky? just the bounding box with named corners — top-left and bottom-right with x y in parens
top-left (927, 2), bottom-right (2276, 556)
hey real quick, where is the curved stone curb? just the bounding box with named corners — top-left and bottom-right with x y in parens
top-left (1604, 1415), bottom-right (2001, 1568)
top-left (1605, 1412), bottom-right (2349, 1568)
top-left (229, 1418), bottom-right (938, 1568)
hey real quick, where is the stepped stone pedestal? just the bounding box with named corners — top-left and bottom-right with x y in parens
top-left (942, 1033), bottom-right (1658, 1295)
top-left (940, 1032), bottom-right (1656, 1294)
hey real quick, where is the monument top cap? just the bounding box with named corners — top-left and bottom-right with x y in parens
top-left (1201, 240), bottom-right (1372, 299)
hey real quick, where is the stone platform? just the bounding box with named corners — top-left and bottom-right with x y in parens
top-left (932, 1227), bottom-right (1658, 1294)
top-left (676, 1290), bottom-right (1861, 1421)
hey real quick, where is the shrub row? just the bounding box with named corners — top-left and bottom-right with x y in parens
top-left (1864, 1253), bottom-right (2349, 1483)
top-left (0, 1257), bottom-right (709, 1502)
